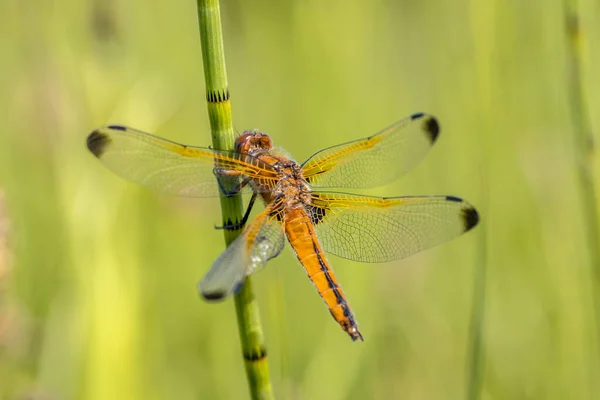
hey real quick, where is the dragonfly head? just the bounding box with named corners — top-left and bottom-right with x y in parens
top-left (235, 131), bottom-right (273, 154)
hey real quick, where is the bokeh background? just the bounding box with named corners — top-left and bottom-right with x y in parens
top-left (2, 0), bottom-right (600, 399)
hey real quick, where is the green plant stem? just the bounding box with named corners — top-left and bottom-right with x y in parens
top-left (563, 0), bottom-right (600, 384)
top-left (195, 1), bottom-right (274, 398)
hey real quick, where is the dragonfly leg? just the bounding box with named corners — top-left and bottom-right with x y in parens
top-left (215, 192), bottom-right (258, 231)
top-left (214, 169), bottom-right (250, 197)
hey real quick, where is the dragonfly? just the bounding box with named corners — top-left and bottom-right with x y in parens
top-left (86, 112), bottom-right (479, 341)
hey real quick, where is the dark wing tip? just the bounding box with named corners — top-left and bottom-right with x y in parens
top-left (86, 130), bottom-right (112, 158)
top-left (422, 116), bottom-right (440, 144)
top-left (461, 206), bottom-right (480, 232)
top-left (410, 113), bottom-right (440, 144)
top-left (107, 124), bottom-right (127, 131)
top-left (201, 290), bottom-right (228, 301)
top-left (445, 195), bottom-right (463, 203)
top-left (199, 278), bottom-right (244, 302)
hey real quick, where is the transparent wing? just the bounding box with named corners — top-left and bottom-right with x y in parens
top-left (198, 207), bottom-right (285, 300)
top-left (309, 192), bottom-right (479, 263)
top-left (87, 125), bottom-right (279, 197)
top-left (301, 113), bottom-right (439, 189)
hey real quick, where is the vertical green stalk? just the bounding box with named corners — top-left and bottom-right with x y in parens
top-left (467, 225), bottom-right (487, 400)
top-left (563, 0), bottom-right (600, 383)
top-left (467, 1), bottom-right (494, 398)
top-left (195, 1), bottom-right (274, 398)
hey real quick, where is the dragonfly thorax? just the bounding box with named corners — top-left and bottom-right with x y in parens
top-left (273, 177), bottom-right (311, 207)
top-left (270, 160), bottom-right (311, 207)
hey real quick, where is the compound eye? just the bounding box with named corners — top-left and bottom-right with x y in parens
top-left (234, 132), bottom-right (254, 153)
top-left (260, 135), bottom-right (273, 149)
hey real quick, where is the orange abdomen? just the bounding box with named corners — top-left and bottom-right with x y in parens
top-left (283, 208), bottom-right (363, 341)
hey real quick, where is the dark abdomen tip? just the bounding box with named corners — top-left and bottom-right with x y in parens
top-left (461, 206), bottom-right (480, 231)
top-left (87, 130), bottom-right (112, 157)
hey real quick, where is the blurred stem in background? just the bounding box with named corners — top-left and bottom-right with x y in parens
top-left (563, 0), bottom-right (600, 379)
top-left (195, 0), bottom-right (274, 398)
top-left (466, 1), bottom-right (494, 399)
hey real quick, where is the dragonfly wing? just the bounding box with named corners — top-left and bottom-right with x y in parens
top-left (301, 113), bottom-right (439, 189)
top-left (198, 208), bottom-right (285, 300)
top-left (87, 125), bottom-right (279, 197)
top-left (309, 192), bottom-right (479, 263)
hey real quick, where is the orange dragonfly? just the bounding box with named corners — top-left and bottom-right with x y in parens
top-left (86, 113), bottom-right (479, 341)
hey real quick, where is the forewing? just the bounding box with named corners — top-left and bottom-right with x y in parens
top-left (198, 208), bottom-right (285, 300)
top-left (310, 192), bottom-right (479, 263)
top-left (87, 125), bottom-right (279, 197)
top-left (301, 113), bottom-right (439, 189)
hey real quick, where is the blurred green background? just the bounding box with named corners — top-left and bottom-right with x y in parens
top-left (1, 0), bottom-right (600, 399)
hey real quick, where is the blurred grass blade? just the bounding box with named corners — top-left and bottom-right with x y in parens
top-left (195, 0), bottom-right (274, 398)
top-left (467, 1), bottom-right (494, 398)
top-left (467, 225), bottom-right (487, 400)
top-left (563, 0), bottom-right (600, 380)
